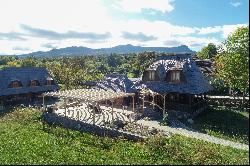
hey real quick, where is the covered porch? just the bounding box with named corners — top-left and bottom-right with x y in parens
top-left (139, 88), bottom-right (208, 118)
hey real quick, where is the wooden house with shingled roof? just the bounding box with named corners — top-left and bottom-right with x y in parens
top-left (85, 53), bottom-right (213, 117)
top-left (134, 53), bottom-right (213, 115)
top-left (0, 67), bottom-right (59, 110)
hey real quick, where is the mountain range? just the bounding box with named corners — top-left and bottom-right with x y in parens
top-left (17, 44), bottom-right (195, 58)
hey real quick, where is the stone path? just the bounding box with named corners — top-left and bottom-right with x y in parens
top-left (136, 119), bottom-right (249, 151)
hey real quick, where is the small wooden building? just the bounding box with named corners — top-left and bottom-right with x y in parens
top-left (0, 67), bottom-right (59, 109)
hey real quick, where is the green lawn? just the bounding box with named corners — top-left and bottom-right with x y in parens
top-left (0, 108), bottom-right (249, 165)
top-left (183, 107), bottom-right (249, 144)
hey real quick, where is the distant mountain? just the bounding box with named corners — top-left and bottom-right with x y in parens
top-left (18, 44), bottom-right (195, 58)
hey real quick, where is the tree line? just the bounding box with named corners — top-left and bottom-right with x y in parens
top-left (0, 52), bottom-right (157, 90)
top-left (197, 26), bottom-right (249, 97)
top-left (0, 26), bottom-right (248, 97)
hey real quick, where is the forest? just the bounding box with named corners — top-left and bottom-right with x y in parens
top-left (0, 52), bottom-right (158, 90)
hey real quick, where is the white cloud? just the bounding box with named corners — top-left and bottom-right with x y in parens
top-left (0, 0), bottom-right (247, 54)
top-left (197, 23), bottom-right (247, 38)
top-left (221, 24), bottom-right (247, 38)
top-left (111, 0), bottom-right (174, 13)
top-left (198, 26), bottom-right (222, 35)
top-left (230, 1), bottom-right (242, 7)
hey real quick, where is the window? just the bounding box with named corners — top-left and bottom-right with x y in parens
top-left (148, 71), bottom-right (155, 81)
top-left (46, 80), bottom-right (52, 85)
top-left (171, 71), bottom-right (180, 82)
top-left (46, 77), bottom-right (54, 85)
top-left (142, 70), bottom-right (157, 82)
top-left (30, 80), bottom-right (39, 87)
top-left (10, 81), bottom-right (22, 88)
top-left (12, 82), bottom-right (19, 88)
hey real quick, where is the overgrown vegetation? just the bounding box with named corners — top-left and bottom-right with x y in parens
top-left (183, 107), bottom-right (249, 144)
top-left (215, 26), bottom-right (249, 97)
top-left (0, 108), bottom-right (248, 165)
top-left (197, 43), bottom-right (217, 60)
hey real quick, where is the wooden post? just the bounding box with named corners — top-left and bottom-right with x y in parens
top-left (142, 93), bottom-right (145, 114)
top-left (132, 95), bottom-right (135, 112)
top-left (87, 102), bottom-right (89, 112)
top-left (163, 94), bottom-right (166, 118)
top-left (93, 103), bottom-right (95, 125)
top-left (103, 111), bottom-right (105, 124)
top-left (77, 110), bottom-right (80, 121)
top-left (42, 95), bottom-right (45, 111)
top-left (152, 94), bottom-right (155, 109)
top-left (64, 98), bottom-right (67, 116)
top-left (111, 101), bottom-right (114, 123)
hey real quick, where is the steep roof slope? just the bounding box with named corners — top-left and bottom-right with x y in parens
top-left (0, 67), bottom-right (59, 96)
top-left (135, 54), bottom-right (213, 94)
top-left (95, 74), bottom-right (138, 93)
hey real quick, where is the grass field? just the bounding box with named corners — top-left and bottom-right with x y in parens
top-left (183, 107), bottom-right (249, 144)
top-left (0, 108), bottom-right (249, 165)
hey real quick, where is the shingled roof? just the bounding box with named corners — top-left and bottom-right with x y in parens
top-left (134, 54), bottom-right (213, 94)
top-left (0, 67), bottom-right (59, 96)
top-left (95, 74), bottom-right (138, 93)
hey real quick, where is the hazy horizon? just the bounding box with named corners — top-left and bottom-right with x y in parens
top-left (0, 0), bottom-right (248, 55)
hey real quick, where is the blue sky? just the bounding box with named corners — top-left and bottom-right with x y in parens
top-left (105, 0), bottom-right (249, 27)
top-left (0, 0), bottom-right (248, 54)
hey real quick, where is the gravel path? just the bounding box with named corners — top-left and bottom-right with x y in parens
top-left (136, 120), bottom-right (249, 151)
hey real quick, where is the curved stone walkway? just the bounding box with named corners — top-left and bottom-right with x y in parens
top-left (136, 120), bottom-right (249, 151)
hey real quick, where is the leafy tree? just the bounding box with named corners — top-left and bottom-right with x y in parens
top-left (6, 60), bottom-right (20, 67)
top-left (215, 26), bottom-right (249, 104)
top-left (20, 57), bottom-right (38, 67)
top-left (197, 43), bottom-right (217, 59)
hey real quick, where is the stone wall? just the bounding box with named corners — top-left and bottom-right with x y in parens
top-left (42, 112), bottom-right (145, 141)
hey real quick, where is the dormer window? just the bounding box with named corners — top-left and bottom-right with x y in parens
top-left (171, 71), bottom-right (180, 82)
top-left (46, 77), bottom-right (54, 85)
top-left (165, 69), bottom-right (186, 83)
top-left (148, 71), bottom-right (155, 81)
top-left (9, 81), bottom-right (22, 88)
top-left (142, 70), bottom-right (158, 82)
top-left (30, 80), bottom-right (40, 87)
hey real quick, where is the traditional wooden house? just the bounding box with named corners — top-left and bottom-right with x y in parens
top-left (135, 53), bottom-right (213, 114)
top-left (0, 67), bottom-right (59, 109)
top-left (82, 54), bottom-right (213, 117)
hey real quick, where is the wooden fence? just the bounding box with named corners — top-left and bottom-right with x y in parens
top-left (206, 96), bottom-right (249, 110)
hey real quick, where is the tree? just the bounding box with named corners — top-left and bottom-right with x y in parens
top-left (197, 43), bottom-right (217, 59)
top-left (215, 26), bottom-right (249, 105)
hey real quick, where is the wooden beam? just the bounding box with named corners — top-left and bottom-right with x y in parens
top-left (163, 94), bottom-right (166, 118)
top-left (64, 98), bottom-right (67, 117)
top-left (142, 93), bottom-right (145, 114)
top-left (111, 101), bottom-right (114, 123)
top-left (93, 104), bottom-right (96, 125)
top-left (42, 95), bottom-right (45, 111)
top-left (152, 94), bottom-right (155, 109)
top-left (132, 96), bottom-right (135, 112)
